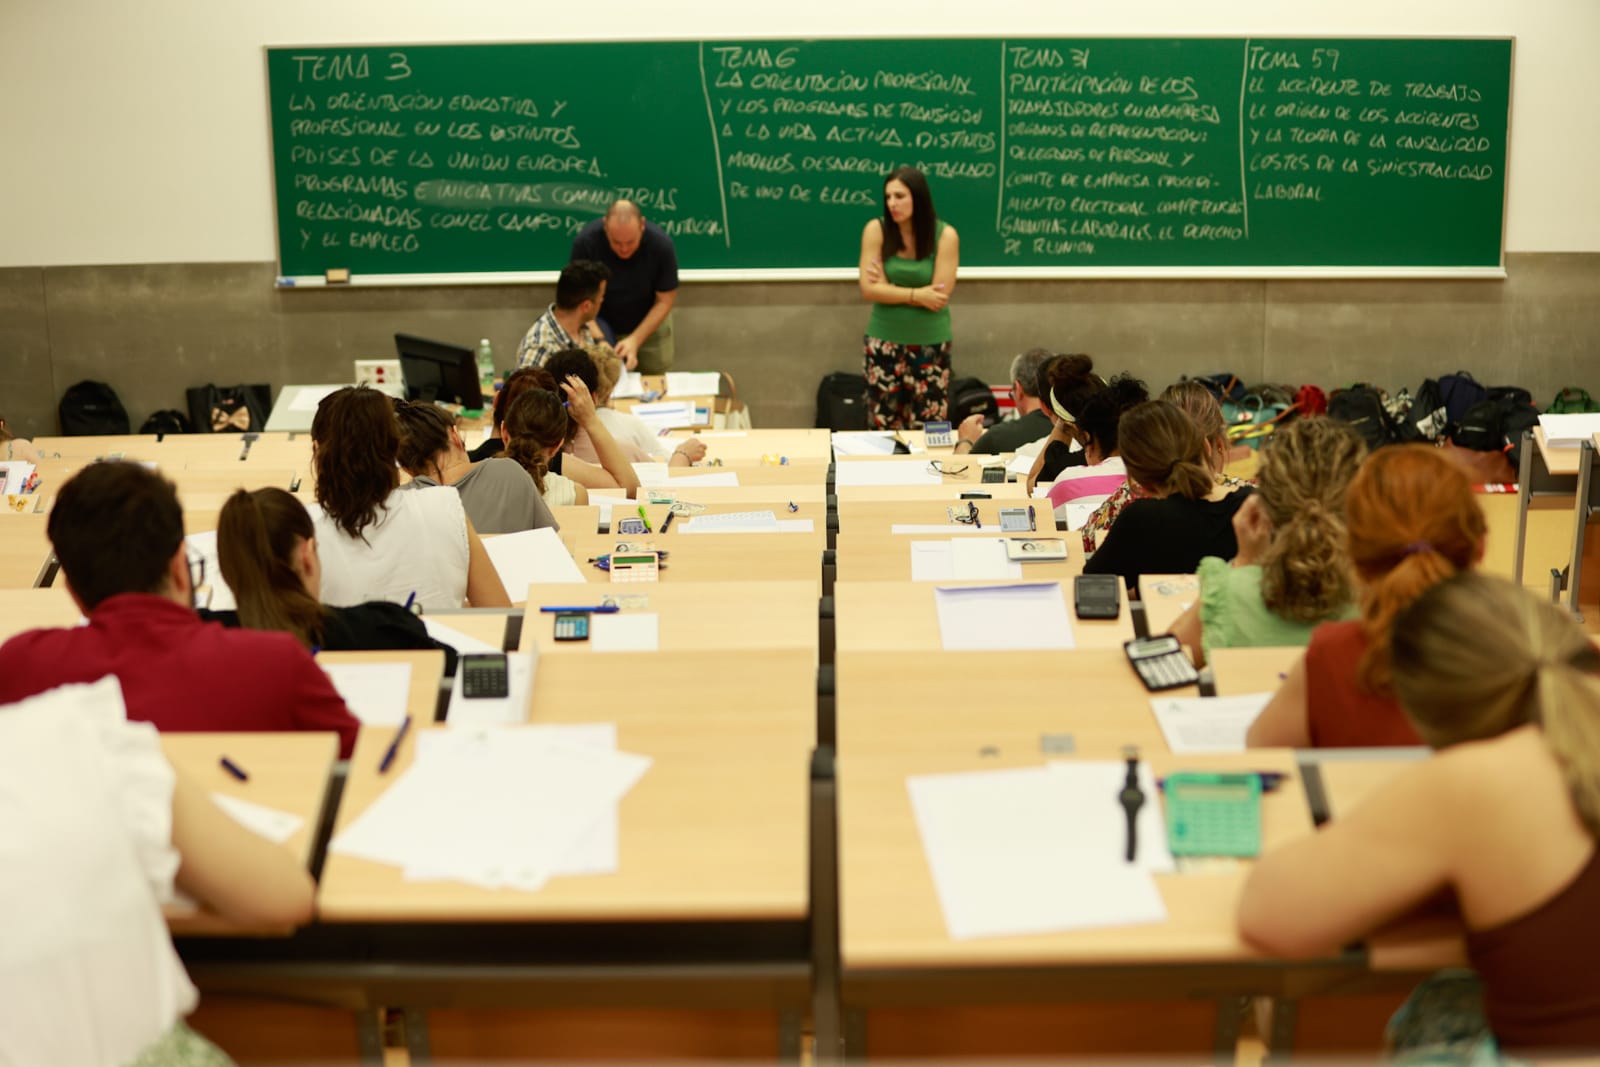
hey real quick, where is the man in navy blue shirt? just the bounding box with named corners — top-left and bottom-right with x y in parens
top-left (570, 199), bottom-right (680, 373)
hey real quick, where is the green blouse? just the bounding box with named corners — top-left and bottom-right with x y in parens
top-left (866, 220), bottom-right (952, 346)
top-left (1196, 557), bottom-right (1357, 660)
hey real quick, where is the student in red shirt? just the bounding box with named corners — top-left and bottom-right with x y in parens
top-left (0, 462), bottom-right (359, 757)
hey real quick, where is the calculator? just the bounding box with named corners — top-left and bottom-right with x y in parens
top-left (1163, 772), bottom-right (1263, 857)
top-left (1124, 635), bottom-right (1200, 691)
top-left (553, 612), bottom-right (590, 641)
top-left (460, 653), bottom-right (510, 698)
top-left (998, 506), bottom-right (1033, 532)
top-left (610, 551), bottom-right (660, 583)
top-left (922, 420), bottom-right (954, 448)
top-left (615, 517), bottom-right (648, 535)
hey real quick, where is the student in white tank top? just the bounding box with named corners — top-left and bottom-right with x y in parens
top-left (501, 372), bottom-right (639, 508)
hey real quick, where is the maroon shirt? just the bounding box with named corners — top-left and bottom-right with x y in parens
top-left (1303, 620), bottom-right (1424, 748)
top-left (0, 593), bottom-right (359, 757)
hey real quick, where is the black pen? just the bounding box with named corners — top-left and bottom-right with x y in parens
top-left (219, 756), bottom-right (249, 782)
top-left (379, 716), bottom-right (412, 774)
top-left (660, 509), bottom-right (675, 532)
top-left (1028, 505), bottom-right (1037, 531)
top-left (969, 501), bottom-right (981, 529)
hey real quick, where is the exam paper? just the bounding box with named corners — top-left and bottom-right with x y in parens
top-left (611, 371), bottom-right (645, 399)
top-left (184, 530), bottom-right (238, 612)
top-left (210, 793), bottom-right (304, 844)
top-left (934, 583), bottom-right (1075, 651)
top-left (420, 616), bottom-right (503, 655)
top-left (835, 462), bottom-right (942, 487)
top-left (446, 641), bottom-right (538, 727)
top-left (665, 471), bottom-right (740, 487)
top-left (321, 662), bottom-right (413, 726)
top-left (288, 385), bottom-right (345, 413)
top-left (0, 461), bottom-right (35, 495)
top-left (907, 763), bottom-right (1169, 940)
top-left (891, 524), bottom-right (997, 535)
top-left (1538, 412), bottom-right (1600, 447)
top-left (589, 612), bottom-right (660, 652)
top-left (1149, 692), bottom-right (1273, 754)
top-left (832, 432), bottom-right (898, 458)
top-left (482, 527), bottom-right (587, 594)
top-left (1059, 494), bottom-right (1111, 531)
top-left (664, 371), bottom-right (721, 396)
top-left (680, 510), bottom-right (779, 532)
top-left (630, 402), bottom-right (697, 429)
top-left (630, 463), bottom-right (670, 486)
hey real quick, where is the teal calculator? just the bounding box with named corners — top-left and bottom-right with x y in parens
top-left (1163, 772), bottom-right (1262, 857)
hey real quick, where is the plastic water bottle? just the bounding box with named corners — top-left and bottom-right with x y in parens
top-left (475, 338), bottom-right (495, 395)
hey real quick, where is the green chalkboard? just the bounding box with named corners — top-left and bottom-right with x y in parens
top-left (266, 37), bottom-right (1512, 280)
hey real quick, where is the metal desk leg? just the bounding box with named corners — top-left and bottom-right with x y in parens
top-left (355, 1008), bottom-right (386, 1066)
top-left (843, 1009), bottom-right (869, 1063)
top-left (402, 1008), bottom-right (432, 1065)
top-left (1566, 443), bottom-right (1595, 621)
top-left (1513, 430), bottom-right (1535, 585)
top-left (810, 748), bottom-right (843, 1065)
top-left (1264, 996), bottom-right (1299, 1066)
top-left (1211, 995), bottom-right (1247, 1065)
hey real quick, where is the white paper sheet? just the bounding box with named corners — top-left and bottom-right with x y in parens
top-left (0, 461), bottom-right (36, 495)
top-left (934, 583), bottom-right (1075, 651)
top-left (320, 662), bottom-right (413, 726)
top-left (631, 462), bottom-right (670, 486)
top-left (420, 616), bottom-right (503, 655)
top-left (1149, 692), bottom-right (1273, 754)
top-left (680, 510), bottom-right (779, 532)
top-left (482, 527), bottom-right (587, 595)
top-left (1539, 412), bottom-right (1600, 447)
top-left (1059, 494), bottom-right (1111, 531)
top-left (629, 402), bottom-right (697, 429)
top-left (696, 431), bottom-right (748, 439)
top-left (950, 538), bottom-right (1024, 580)
top-left (831, 432), bottom-right (898, 458)
top-left (835, 462), bottom-right (942, 487)
top-left (445, 641), bottom-right (539, 727)
top-left (908, 763), bottom-right (1169, 940)
top-left (610, 371), bottom-right (645, 399)
top-left (210, 792), bottom-right (304, 844)
top-left (184, 530), bottom-right (238, 612)
top-left (287, 385), bottom-right (345, 412)
top-left (589, 613), bottom-right (660, 652)
top-left (666, 472), bottom-right (740, 487)
top-left (891, 524), bottom-right (998, 535)
top-left (910, 541), bottom-right (956, 581)
top-left (664, 371), bottom-right (721, 396)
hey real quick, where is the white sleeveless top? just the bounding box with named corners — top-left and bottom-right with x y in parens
top-left (0, 677), bottom-right (197, 1067)
top-left (309, 485), bottom-right (470, 612)
top-left (542, 471), bottom-right (579, 508)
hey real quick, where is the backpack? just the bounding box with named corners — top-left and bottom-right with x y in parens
top-left (139, 409), bottom-right (193, 436)
top-left (1400, 378), bottom-right (1448, 443)
top-left (1293, 384), bottom-right (1327, 416)
top-left (1327, 384), bottom-right (1397, 450)
top-left (58, 380), bottom-right (131, 436)
top-left (948, 376), bottom-right (1000, 424)
top-left (1548, 387), bottom-right (1600, 414)
top-left (1188, 373), bottom-right (1247, 405)
top-left (1451, 389), bottom-right (1541, 472)
top-left (815, 372), bottom-right (868, 431)
top-left (186, 383), bottom-right (270, 433)
top-left (1228, 386), bottom-right (1299, 450)
top-left (1436, 371), bottom-right (1489, 428)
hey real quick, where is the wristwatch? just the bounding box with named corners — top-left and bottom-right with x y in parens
top-left (1119, 746), bottom-right (1144, 863)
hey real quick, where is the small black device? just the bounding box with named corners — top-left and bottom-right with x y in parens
top-left (553, 612), bottom-right (591, 641)
top-left (1124, 634), bottom-right (1201, 691)
top-left (958, 491), bottom-right (990, 500)
top-left (460, 652), bottom-right (510, 698)
top-left (1073, 574), bottom-right (1121, 619)
top-left (980, 466), bottom-right (1005, 483)
top-left (395, 332), bottom-right (484, 410)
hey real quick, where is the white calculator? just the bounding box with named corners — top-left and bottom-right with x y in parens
top-left (922, 420), bottom-right (954, 448)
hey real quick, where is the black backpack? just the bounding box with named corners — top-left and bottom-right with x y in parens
top-left (815, 372), bottom-right (868, 431)
top-left (139, 409), bottom-right (193, 436)
top-left (1327, 384), bottom-right (1398, 450)
top-left (58, 380), bottom-right (131, 436)
top-left (1398, 378), bottom-right (1448, 443)
top-left (1436, 371), bottom-right (1489, 429)
top-left (948, 376), bottom-right (999, 424)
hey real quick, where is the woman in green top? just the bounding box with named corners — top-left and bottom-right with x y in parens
top-left (858, 165), bottom-right (960, 430)
top-left (1169, 416), bottom-right (1367, 666)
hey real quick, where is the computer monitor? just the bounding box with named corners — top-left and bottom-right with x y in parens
top-left (394, 333), bottom-right (483, 410)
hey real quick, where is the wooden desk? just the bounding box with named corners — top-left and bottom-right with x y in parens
top-left (1534, 426), bottom-right (1584, 478)
top-left (520, 580), bottom-right (818, 656)
top-left (31, 434), bottom-right (173, 461)
top-left (643, 484), bottom-right (829, 505)
top-left (549, 504), bottom-right (602, 534)
top-left (669, 459), bottom-right (830, 488)
top-left (607, 501), bottom-right (824, 537)
top-left (1209, 646), bottom-right (1302, 698)
top-left (565, 532), bottom-right (822, 587)
top-left (837, 749), bottom-right (1321, 1053)
top-left (0, 514), bottom-right (53, 588)
top-left (835, 480), bottom-right (1028, 503)
top-left (164, 731), bottom-right (340, 936)
top-left (834, 532), bottom-right (1079, 583)
top-left (0, 585), bottom-right (80, 641)
top-left (1480, 492), bottom-right (1579, 588)
top-left (422, 610), bottom-right (515, 652)
top-left (836, 498), bottom-right (1051, 533)
top-left (663, 428), bottom-right (835, 464)
top-left (834, 580), bottom-right (1130, 653)
top-left (836, 649), bottom-right (1169, 757)
top-left (166, 465), bottom-right (302, 498)
top-left (1137, 573), bottom-right (1199, 636)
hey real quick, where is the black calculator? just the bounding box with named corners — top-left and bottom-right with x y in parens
top-left (1123, 635), bottom-right (1200, 691)
top-left (553, 612), bottom-right (590, 642)
top-left (460, 653), bottom-right (510, 698)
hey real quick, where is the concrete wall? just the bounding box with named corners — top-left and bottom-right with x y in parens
top-left (5, 253), bottom-right (1595, 439)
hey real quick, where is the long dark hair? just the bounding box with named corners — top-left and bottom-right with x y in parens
top-left (1075, 374), bottom-right (1150, 457)
top-left (311, 386), bottom-right (400, 539)
top-left (503, 389), bottom-right (568, 495)
top-left (394, 399), bottom-right (455, 478)
top-left (217, 487), bottom-right (326, 647)
top-left (880, 165), bottom-right (937, 260)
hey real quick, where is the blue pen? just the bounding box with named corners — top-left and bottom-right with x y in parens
top-left (1028, 505), bottom-right (1037, 531)
top-left (969, 501), bottom-right (981, 529)
top-left (379, 716), bottom-right (412, 774)
top-left (537, 605), bottom-right (621, 614)
top-left (403, 591), bottom-right (417, 613)
top-left (787, 502), bottom-right (799, 513)
top-left (219, 756), bottom-right (249, 782)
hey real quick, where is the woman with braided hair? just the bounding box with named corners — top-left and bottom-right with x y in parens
top-left (1169, 416), bottom-right (1366, 664)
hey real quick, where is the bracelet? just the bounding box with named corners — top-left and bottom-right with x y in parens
top-left (906, 287), bottom-right (915, 305)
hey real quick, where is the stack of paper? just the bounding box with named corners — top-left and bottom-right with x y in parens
top-left (0, 460), bottom-right (36, 495)
top-left (1539, 413), bottom-right (1600, 448)
top-left (908, 762), bottom-right (1172, 940)
top-left (681, 509), bottom-right (778, 532)
top-left (934, 583), bottom-right (1075, 651)
top-left (184, 530), bottom-right (238, 612)
top-left (832, 432), bottom-right (898, 458)
top-left (331, 725), bottom-right (650, 890)
top-left (611, 371), bottom-right (645, 399)
top-left (910, 539), bottom-right (1022, 581)
top-left (321, 662), bottom-right (413, 725)
top-left (481, 527), bottom-right (587, 593)
top-left (1149, 692), bottom-right (1272, 754)
top-left (630, 401), bottom-right (698, 430)
top-left (664, 371), bottom-right (721, 396)
top-left (836, 462), bottom-right (942, 487)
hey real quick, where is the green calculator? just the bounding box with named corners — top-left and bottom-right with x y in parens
top-left (1163, 772), bottom-right (1263, 857)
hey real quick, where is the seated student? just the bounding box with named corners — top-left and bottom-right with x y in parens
top-left (515, 258), bottom-right (611, 369)
top-left (0, 461), bottom-right (359, 757)
top-left (212, 487), bottom-right (458, 671)
top-left (1169, 417), bottom-right (1366, 665)
top-left (478, 364), bottom-right (643, 495)
top-left (1079, 380), bottom-right (1248, 552)
top-left (1, 678), bottom-right (316, 1067)
top-left (0, 410), bottom-right (41, 463)
top-left (585, 346), bottom-right (707, 467)
top-left (1240, 573), bottom-right (1600, 1059)
top-left (309, 386), bottom-right (510, 613)
top-left (1247, 445), bottom-right (1487, 749)
top-left (466, 365), bottom-right (547, 463)
top-left (1042, 373), bottom-right (1149, 510)
top-left (952, 347), bottom-right (1055, 455)
top-left (1082, 400), bottom-right (1253, 586)
top-left (501, 374), bottom-right (638, 506)
top-left (394, 398), bottom-right (560, 534)
top-left (1024, 354), bottom-right (1105, 495)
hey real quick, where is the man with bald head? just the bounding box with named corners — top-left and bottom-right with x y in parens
top-left (569, 199), bottom-right (680, 372)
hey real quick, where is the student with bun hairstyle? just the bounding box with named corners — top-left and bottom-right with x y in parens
top-left (309, 386), bottom-right (509, 612)
top-left (500, 371), bottom-right (638, 506)
top-left (213, 487), bottom-right (455, 670)
top-left (585, 345), bottom-right (707, 466)
top-left (1241, 573), bottom-right (1600, 1057)
top-left (1169, 417), bottom-right (1365, 664)
top-left (1081, 400), bottom-right (1253, 585)
top-left (1247, 444), bottom-right (1487, 748)
top-left (1042, 373), bottom-right (1149, 510)
top-left (1024, 353), bottom-right (1104, 494)
top-left (394, 399), bottom-right (559, 535)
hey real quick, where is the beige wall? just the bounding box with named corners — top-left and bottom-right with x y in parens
top-left (4, 253), bottom-right (1595, 439)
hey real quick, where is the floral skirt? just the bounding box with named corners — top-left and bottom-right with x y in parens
top-left (863, 335), bottom-right (951, 431)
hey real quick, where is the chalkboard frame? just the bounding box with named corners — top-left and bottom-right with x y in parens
top-left (264, 35), bottom-right (1515, 287)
